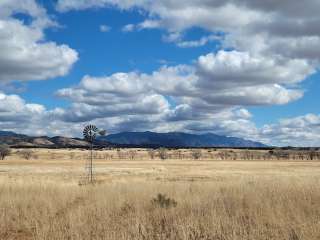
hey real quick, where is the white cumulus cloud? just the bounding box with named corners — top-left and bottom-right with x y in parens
top-left (0, 0), bottom-right (78, 82)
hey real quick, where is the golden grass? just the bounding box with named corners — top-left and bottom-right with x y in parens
top-left (0, 148), bottom-right (319, 239)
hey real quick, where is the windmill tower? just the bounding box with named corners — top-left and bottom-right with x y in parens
top-left (83, 125), bottom-right (106, 183)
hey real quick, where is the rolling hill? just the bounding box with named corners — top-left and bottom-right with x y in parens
top-left (0, 131), bottom-right (90, 148)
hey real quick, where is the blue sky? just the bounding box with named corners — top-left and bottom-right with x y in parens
top-left (22, 6), bottom-right (220, 107)
top-left (1, 0), bottom-right (320, 146)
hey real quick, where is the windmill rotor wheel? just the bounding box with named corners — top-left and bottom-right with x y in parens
top-left (83, 125), bottom-right (99, 143)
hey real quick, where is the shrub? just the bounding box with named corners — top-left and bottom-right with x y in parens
top-left (151, 194), bottom-right (177, 209)
top-left (157, 148), bottom-right (168, 160)
top-left (128, 150), bottom-right (137, 160)
top-left (308, 151), bottom-right (320, 160)
top-left (0, 144), bottom-right (11, 160)
top-left (191, 149), bottom-right (202, 160)
top-left (19, 149), bottom-right (34, 160)
top-left (147, 149), bottom-right (156, 159)
top-left (175, 150), bottom-right (183, 159)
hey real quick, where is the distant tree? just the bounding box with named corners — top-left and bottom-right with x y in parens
top-left (104, 153), bottom-right (111, 160)
top-left (128, 150), bottom-right (137, 160)
top-left (147, 149), bottom-right (156, 160)
top-left (218, 151), bottom-right (229, 160)
top-left (157, 148), bottom-right (168, 160)
top-left (0, 144), bottom-right (11, 160)
top-left (19, 149), bottom-right (34, 160)
top-left (308, 151), bottom-right (320, 160)
top-left (242, 150), bottom-right (253, 160)
top-left (191, 149), bottom-right (202, 160)
top-left (175, 150), bottom-right (183, 159)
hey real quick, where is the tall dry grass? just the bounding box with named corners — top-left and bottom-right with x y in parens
top-left (0, 176), bottom-right (319, 240)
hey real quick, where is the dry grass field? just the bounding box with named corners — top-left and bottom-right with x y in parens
top-left (0, 148), bottom-right (319, 240)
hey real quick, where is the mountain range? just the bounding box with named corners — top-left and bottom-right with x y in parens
top-left (100, 131), bottom-right (266, 148)
top-left (0, 130), bottom-right (267, 148)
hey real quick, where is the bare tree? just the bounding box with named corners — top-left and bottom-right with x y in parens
top-left (147, 149), bottom-right (156, 160)
top-left (0, 144), bottom-right (11, 160)
top-left (228, 150), bottom-right (237, 160)
top-left (104, 153), bottom-right (111, 160)
top-left (191, 149), bottom-right (202, 160)
top-left (176, 150), bottom-right (183, 159)
top-left (128, 150), bottom-right (137, 160)
top-left (157, 148), bottom-right (168, 160)
top-left (19, 149), bottom-right (34, 160)
top-left (308, 151), bottom-right (320, 160)
top-left (218, 151), bottom-right (229, 160)
top-left (242, 150), bottom-right (253, 160)
top-left (273, 151), bottom-right (289, 160)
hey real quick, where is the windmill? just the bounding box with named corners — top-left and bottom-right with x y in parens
top-left (83, 125), bottom-right (106, 183)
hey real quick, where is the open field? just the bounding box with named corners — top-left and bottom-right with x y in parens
top-left (0, 148), bottom-right (320, 239)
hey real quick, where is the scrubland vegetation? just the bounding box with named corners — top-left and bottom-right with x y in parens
top-left (0, 148), bottom-right (319, 239)
top-left (1, 177), bottom-right (319, 240)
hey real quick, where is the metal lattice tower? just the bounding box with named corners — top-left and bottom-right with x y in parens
top-left (83, 125), bottom-right (106, 183)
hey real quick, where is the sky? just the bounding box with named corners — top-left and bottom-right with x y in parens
top-left (0, 0), bottom-right (320, 146)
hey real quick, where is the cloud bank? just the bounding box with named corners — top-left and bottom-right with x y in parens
top-left (0, 0), bottom-right (319, 146)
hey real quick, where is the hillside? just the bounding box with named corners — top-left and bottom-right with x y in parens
top-left (0, 131), bottom-right (91, 148)
top-left (100, 131), bottom-right (267, 148)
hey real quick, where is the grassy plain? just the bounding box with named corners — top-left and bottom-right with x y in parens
top-left (0, 148), bottom-right (319, 240)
